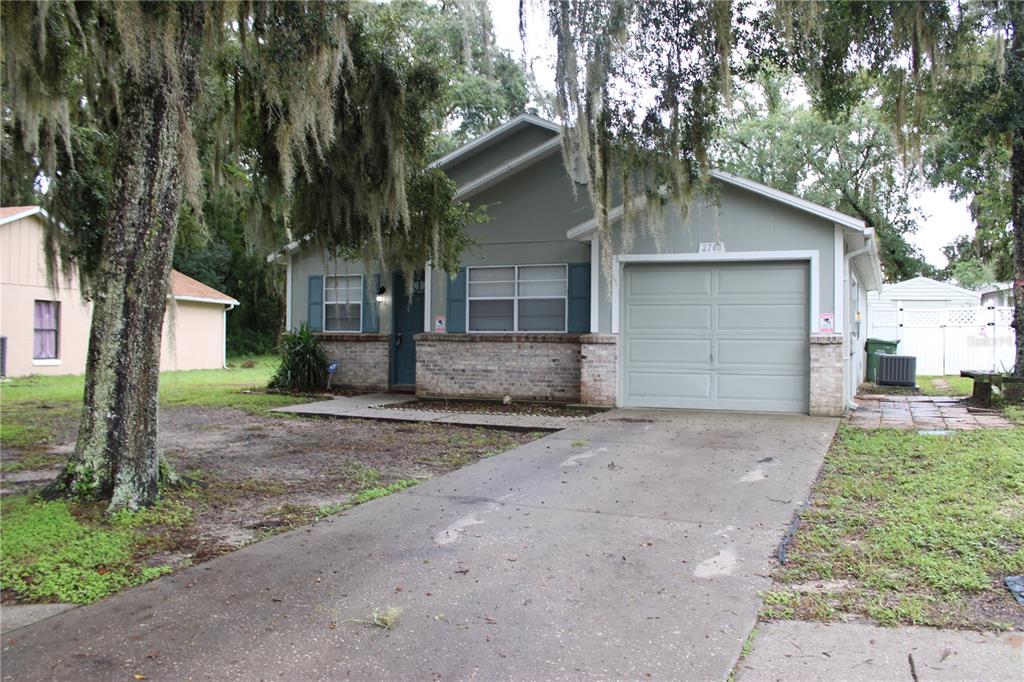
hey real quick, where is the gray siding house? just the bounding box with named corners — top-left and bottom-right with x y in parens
top-left (270, 114), bottom-right (882, 416)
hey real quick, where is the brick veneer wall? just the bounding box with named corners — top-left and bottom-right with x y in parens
top-left (415, 333), bottom-right (585, 402)
top-left (317, 333), bottom-right (389, 390)
top-left (580, 334), bottom-right (618, 405)
top-left (809, 334), bottom-right (844, 416)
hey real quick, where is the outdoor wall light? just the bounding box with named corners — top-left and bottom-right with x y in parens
top-left (375, 286), bottom-right (387, 303)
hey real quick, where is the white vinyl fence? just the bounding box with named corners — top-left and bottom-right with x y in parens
top-left (869, 306), bottom-right (1015, 376)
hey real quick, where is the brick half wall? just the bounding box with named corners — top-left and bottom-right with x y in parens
top-left (317, 333), bottom-right (390, 390)
top-left (809, 334), bottom-right (844, 417)
top-left (415, 333), bottom-right (584, 402)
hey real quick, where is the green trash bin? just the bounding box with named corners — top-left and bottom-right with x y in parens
top-left (865, 338), bottom-right (899, 382)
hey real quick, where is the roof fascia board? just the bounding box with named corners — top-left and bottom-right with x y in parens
top-left (170, 294), bottom-right (240, 306)
top-left (0, 207), bottom-right (42, 226)
top-left (566, 174), bottom-right (867, 240)
top-left (709, 170), bottom-right (866, 232)
top-left (430, 114), bottom-right (561, 170)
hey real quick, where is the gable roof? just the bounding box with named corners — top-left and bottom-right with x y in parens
top-left (430, 113), bottom-right (561, 171)
top-left (430, 116), bottom-right (868, 237)
top-left (170, 270), bottom-right (239, 306)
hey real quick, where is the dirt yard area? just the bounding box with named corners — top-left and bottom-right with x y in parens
top-left (1, 404), bottom-right (542, 604)
top-left (157, 407), bottom-right (541, 547)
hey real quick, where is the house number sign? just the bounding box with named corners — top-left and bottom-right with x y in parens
top-left (698, 241), bottom-right (726, 253)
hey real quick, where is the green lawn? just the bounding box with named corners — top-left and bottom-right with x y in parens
top-left (0, 355), bottom-right (308, 457)
top-left (762, 416), bottom-right (1024, 630)
top-left (917, 375), bottom-right (974, 397)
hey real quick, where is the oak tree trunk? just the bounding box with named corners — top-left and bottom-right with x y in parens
top-left (49, 6), bottom-right (203, 511)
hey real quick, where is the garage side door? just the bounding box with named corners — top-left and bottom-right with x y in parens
top-left (621, 261), bottom-right (809, 412)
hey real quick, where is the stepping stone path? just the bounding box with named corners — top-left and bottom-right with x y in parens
top-left (848, 395), bottom-right (1013, 430)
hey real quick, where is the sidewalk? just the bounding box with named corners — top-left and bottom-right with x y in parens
top-left (270, 393), bottom-right (586, 431)
top-left (736, 620), bottom-right (1024, 681)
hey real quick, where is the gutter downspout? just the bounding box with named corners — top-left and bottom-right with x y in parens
top-left (223, 303), bottom-right (236, 368)
top-left (843, 232), bottom-right (877, 410)
top-left (285, 254), bottom-right (293, 332)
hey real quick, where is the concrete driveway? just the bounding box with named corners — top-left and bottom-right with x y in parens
top-left (2, 410), bottom-right (837, 681)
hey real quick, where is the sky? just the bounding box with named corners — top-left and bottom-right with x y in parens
top-left (488, 0), bottom-right (975, 270)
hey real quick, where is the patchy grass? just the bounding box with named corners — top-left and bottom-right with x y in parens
top-left (0, 495), bottom-right (192, 604)
top-left (352, 479), bottom-right (419, 505)
top-left (764, 425), bottom-right (1024, 630)
top-left (0, 356), bottom-right (314, 458)
top-left (917, 375), bottom-right (974, 397)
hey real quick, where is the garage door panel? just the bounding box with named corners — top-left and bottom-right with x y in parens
top-left (626, 371), bottom-right (712, 399)
top-left (627, 266), bottom-right (712, 296)
top-left (717, 373), bottom-right (806, 404)
top-left (627, 303), bottom-right (711, 331)
top-left (627, 338), bottom-right (711, 365)
top-left (622, 261), bottom-right (809, 413)
top-left (718, 304), bottom-right (805, 331)
top-left (718, 267), bottom-right (807, 296)
top-left (717, 339), bottom-right (807, 367)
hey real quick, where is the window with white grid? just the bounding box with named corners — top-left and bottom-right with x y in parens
top-left (324, 275), bottom-right (362, 332)
top-left (467, 264), bottom-right (567, 332)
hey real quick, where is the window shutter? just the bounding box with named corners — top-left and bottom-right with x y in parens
top-left (362, 274), bottom-right (380, 333)
top-left (308, 275), bottom-right (323, 331)
top-left (447, 268), bottom-right (467, 333)
top-left (567, 263), bottom-right (590, 332)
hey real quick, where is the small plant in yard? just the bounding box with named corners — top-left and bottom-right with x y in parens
top-left (371, 606), bottom-right (402, 630)
top-left (269, 324), bottom-right (328, 392)
top-left (352, 480), bottom-right (419, 505)
top-left (336, 462), bottom-right (382, 490)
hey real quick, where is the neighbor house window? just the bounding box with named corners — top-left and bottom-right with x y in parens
top-left (324, 275), bottom-right (362, 332)
top-left (33, 300), bottom-right (60, 359)
top-left (467, 264), bottom-right (567, 332)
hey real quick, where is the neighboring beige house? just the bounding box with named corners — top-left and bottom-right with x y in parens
top-left (0, 206), bottom-right (239, 377)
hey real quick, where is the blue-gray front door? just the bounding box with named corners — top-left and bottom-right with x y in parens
top-left (392, 272), bottom-right (424, 386)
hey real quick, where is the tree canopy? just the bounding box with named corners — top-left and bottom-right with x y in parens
top-left (1, 0), bottom-right (492, 510)
top-left (716, 74), bottom-right (935, 281)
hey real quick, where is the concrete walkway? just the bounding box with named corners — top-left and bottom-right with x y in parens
top-left (271, 393), bottom-right (588, 431)
top-left (737, 620), bottom-right (1024, 681)
top-left (1, 409), bottom-right (838, 681)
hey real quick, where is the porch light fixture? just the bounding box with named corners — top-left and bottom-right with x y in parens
top-left (375, 286), bottom-right (387, 303)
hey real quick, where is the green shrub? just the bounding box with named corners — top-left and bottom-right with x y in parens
top-left (269, 324), bottom-right (328, 391)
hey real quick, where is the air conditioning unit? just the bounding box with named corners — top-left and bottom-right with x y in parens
top-left (877, 354), bottom-right (916, 387)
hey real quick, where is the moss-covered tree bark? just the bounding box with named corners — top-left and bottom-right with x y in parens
top-left (1010, 14), bottom-right (1024, 378)
top-left (49, 6), bottom-right (204, 510)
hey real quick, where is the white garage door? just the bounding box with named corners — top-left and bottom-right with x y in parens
top-left (621, 261), bottom-right (809, 412)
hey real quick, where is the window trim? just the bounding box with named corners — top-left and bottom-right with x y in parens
top-left (323, 273), bottom-right (364, 333)
top-left (33, 300), bottom-right (60, 360)
top-left (466, 264), bottom-right (569, 333)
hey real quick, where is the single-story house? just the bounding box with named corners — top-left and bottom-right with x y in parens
top-left (866, 276), bottom-right (981, 341)
top-left (0, 206), bottom-right (239, 377)
top-left (979, 282), bottom-right (1013, 308)
top-left (269, 114), bottom-right (882, 416)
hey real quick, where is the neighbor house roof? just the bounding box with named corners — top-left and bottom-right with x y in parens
top-left (978, 282), bottom-right (1012, 295)
top-left (869, 276), bottom-right (980, 302)
top-left (0, 205), bottom-right (49, 226)
top-left (170, 270), bottom-right (239, 306)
